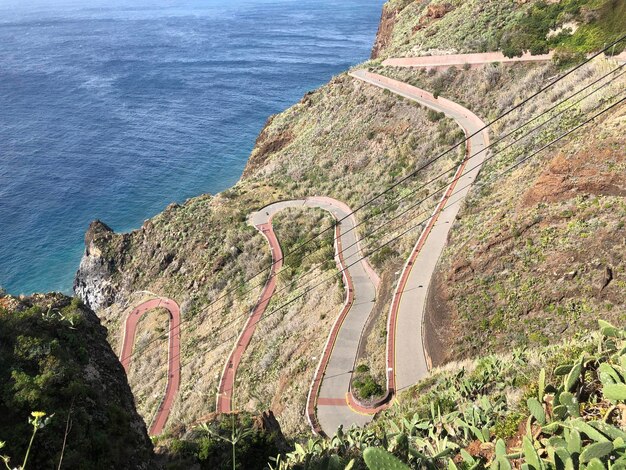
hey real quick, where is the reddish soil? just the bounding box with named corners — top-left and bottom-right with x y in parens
top-left (523, 136), bottom-right (626, 207)
top-left (413, 3), bottom-right (454, 33)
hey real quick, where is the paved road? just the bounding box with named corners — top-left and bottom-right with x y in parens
top-left (344, 70), bottom-right (489, 405)
top-left (216, 217), bottom-right (283, 413)
top-left (120, 298), bottom-right (181, 436)
top-left (221, 74), bottom-right (490, 436)
top-left (215, 197), bottom-right (380, 434)
top-left (383, 51), bottom-right (553, 69)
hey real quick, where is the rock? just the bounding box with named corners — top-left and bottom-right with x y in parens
top-left (599, 266), bottom-right (613, 291)
top-left (74, 220), bottom-right (118, 311)
top-left (564, 269), bottom-right (578, 280)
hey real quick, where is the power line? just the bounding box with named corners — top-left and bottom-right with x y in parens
top-left (167, 92), bottom-right (626, 387)
top-left (118, 36), bottom-right (626, 366)
top-left (120, 57), bottom-right (626, 366)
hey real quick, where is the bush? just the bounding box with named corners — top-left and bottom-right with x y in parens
top-left (426, 109), bottom-right (445, 122)
top-left (353, 374), bottom-right (384, 399)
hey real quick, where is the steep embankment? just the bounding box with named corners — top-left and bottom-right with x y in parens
top-left (74, 0), bottom-right (626, 440)
top-left (0, 293), bottom-right (154, 469)
top-left (376, 56), bottom-right (626, 366)
top-left (75, 71), bottom-right (463, 435)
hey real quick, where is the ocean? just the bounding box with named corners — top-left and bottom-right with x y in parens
top-left (0, 0), bottom-right (384, 295)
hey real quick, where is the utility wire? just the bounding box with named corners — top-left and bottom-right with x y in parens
top-left (166, 92), bottom-right (626, 380)
top-left (120, 36), bottom-right (626, 365)
top-left (120, 56), bottom-right (626, 366)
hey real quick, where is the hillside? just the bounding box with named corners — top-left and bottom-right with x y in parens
top-left (0, 293), bottom-right (154, 469)
top-left (71, 0), bottom-right (626, 441)
top-left (273, 320), bottom-right (626, 469)
top-left (371, 0), bottom-right (626, 60)
top-left (74, 72), bottom-right (464, 434)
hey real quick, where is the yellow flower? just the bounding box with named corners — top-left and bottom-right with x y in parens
top-left (31, 411), bottom-right (46, 418)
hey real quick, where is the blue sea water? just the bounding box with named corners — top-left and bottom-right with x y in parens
top-left (0, 0), bottom-right (384, 295)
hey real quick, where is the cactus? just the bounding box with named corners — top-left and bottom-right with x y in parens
top-left (588, 420), bottom-right (626, 441)
top-left (564, 360), bottom-right (582, 392)
top-left (490, 439), bottom-right (513, 470)
top-left (579, 441), bottom-right (613, 463)
top-left (363, 447), bottom-right (410, 470)
top-left (569, 420), bottom-right (609, 443)
top-left (541, 422), bottom-right (561, 434)
top-left (598, 319), bottom-right (623, 338)
top-left (527, 398), bottom-right (546, 424)
top-left (603, 383), bottom-right (626, 400)
top-left (538, 368), bottom-right (546, 402)
top-left (554, 364), bottom-right (573, 376)
top-left (522, 436), bottom-right (544, 470)
top-left (597, 363), bottom-right (622, 386)
top-left (566, 428), bottom-right (581, 455)
top-left (558, 392), bottom-right (580, 418)
top-left (584, 458), bottom-right (606, 470)
top-left (552, 404), bottom-right (567, 420)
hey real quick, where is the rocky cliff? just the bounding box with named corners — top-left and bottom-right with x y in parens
top-left (0, 293), bottom-right (155, 469)
top-left (74, 220), bottom-right (121, 312)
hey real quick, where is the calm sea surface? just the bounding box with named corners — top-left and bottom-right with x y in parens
top-left (0, 0), bottom-right (384, 295)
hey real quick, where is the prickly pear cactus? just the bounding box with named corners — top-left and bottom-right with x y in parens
top-left (363, 447), bottom-right (410, 470)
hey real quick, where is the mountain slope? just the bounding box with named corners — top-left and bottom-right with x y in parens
top-left (0, 293), bottom-right (154, 469)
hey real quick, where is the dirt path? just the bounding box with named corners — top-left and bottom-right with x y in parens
top-left (120, 298), bottom-right (181, 436)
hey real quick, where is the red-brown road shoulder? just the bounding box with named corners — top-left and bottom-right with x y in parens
top-left (120, 298), bottom-right (181, 436)
top-left (216, 220), bottom-right (283, 413)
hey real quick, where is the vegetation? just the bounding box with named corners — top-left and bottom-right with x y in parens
top-left (374, 0), bottom-right (626, 60)
top-left (352, 364), bottom-right (385, 401)
top-left (378, 52), bottom-right (626, 365)
top-left (500, 0), bottom-right (626, 60)
top-left (156, 412), bottom-right (287, 470)
top-left (0, 294), bottom-right (153, 469)
top-left (271, 321), bottom-right (626, 469)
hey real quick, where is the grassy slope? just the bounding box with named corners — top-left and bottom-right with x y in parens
top-left (376, 59), bottom-right (626, 364)
top-left (373, 0), bottom-right (626, 59)
top-left (85, 73), bottom-right (461, 436)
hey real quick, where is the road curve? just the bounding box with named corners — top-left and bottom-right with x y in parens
top-left (120, 298), bottom-right (181, 436)
top-left (215, 196), bottom-right (380, 435)
top-left (216, 216), bottom-right (284, 413)
top-left (332, 70), bottom-right (489, 418)
top-left (217, 73), bottom-right (490, 436)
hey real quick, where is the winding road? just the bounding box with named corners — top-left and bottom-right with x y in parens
top-left (216, 197), bottom-right (380, 435)
top-left (125, 50), bottom-right (601, 436)
top-left (216, 70), bottom-right (489, 436)
top-left (382, 51), bottom-right (553, 69)
top-left (120, 298), bottom-right (181, 436)
top-left (349, 71), bottom-right (489, 396)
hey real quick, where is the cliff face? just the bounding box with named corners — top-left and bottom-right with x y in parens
top-left (0, 293), bottom-right (154, 469)
top-left (74, 220), bottom-right (122, 312)
top-left (370, 1), bottom-right (400, 59)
